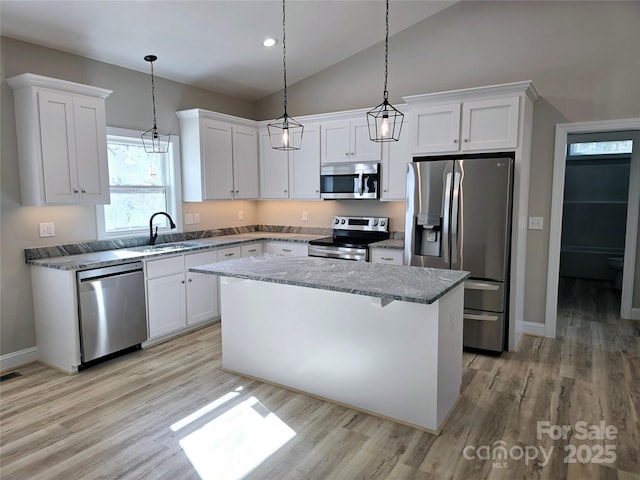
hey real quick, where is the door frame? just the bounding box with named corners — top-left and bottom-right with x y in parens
top-left (545, 118), bottom-right (640, 337)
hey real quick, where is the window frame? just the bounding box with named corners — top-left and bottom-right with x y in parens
top-left (97, 127), bottom-right (183, 240)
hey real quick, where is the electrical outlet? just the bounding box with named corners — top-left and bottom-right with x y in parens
top-left (193, 213), bottom-right (200, 224)
top-left (302, 210), bottom-right (308, 222)
top-left (39, 222), bottom-right (55, 238)
top-left (238, 210), bottom-right (244, 221)
top-left (184, 213), bottom-right (194, 225)
top-left (528, 216), bottom-right (544, 230)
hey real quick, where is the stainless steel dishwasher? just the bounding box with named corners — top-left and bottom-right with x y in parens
top-left (77, 262), bottom-right (147, 369)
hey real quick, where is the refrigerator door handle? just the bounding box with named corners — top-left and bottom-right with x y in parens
top-left (358, 171), bottom-right (364, 196)
top-left (442, 172), bottom-right (452, 263)
top-left (464, 312), bottom-right (499, 322)
top-left (451, 171), bottom-right (461, 265)
top-left (464, 280), bottom-right (500, 291)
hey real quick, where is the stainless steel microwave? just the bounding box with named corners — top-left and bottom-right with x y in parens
top-left (320, 162), bottom-right (380, 199)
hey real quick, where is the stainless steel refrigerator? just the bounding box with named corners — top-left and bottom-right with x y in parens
top-left (404, 155), bottom-right (513, 352)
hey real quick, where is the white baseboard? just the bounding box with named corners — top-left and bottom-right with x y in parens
top-left (0, 347), bottom-right (38, 373)
top-left (632, 308), bottom-right (640, 321)
top-left (522, 321), bottom-right (547, 337)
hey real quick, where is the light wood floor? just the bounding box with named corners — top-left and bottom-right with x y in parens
top-left (1, 278), bottom-right (638, 480)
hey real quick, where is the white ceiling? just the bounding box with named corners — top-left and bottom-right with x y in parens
top-left (0, 0), bottom-right (457, 101)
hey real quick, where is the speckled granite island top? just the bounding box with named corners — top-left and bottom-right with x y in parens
top-left (190, 256), bottom-right (468, 305)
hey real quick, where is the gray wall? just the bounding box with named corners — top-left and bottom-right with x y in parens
top-left (256, 0), bottom-right (640, 324)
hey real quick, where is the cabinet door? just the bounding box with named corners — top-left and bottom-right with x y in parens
top-left (461, 97), bottom-right (519, 151)
top-left (259, 129), bottom-right (289, 199)
top-left (73, 96), bottom-right (110, 204)
top-left (290, 125), bottom-right (321, 199)
top-left (381, 119), bottom-right (410, 201)
top-left (232, 125), bottom-right (259, 199)
top-left (38, 90), bottom-right (79, 204)
top-left (351, 117), bottom-right (382, 162)
top-left (410, 103), bottom-right (461, 154)
top-left (186, 271), bottom-right (219, 325)
top-left (147, 272), bottom-right (187, 338)
top-left (321, 120), bottom-right (350, 163)
top-left (201, 119), bottom-right (234, 200)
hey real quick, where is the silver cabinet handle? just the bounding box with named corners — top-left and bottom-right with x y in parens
top-left (247, 249), bottom-right (257, 253)
top-left (73, 188), bottom-right (79, 194)
top-left (453, 139), bottom-right (458, 143)
top-left (464, 313), bottom-right (499, 322)
top-left (188, 278), bottom-right (192, 283)
top-left (282, 248), bottom-right (292, 252)
top-left (464, 281), bottom-right (500, 291)
top-left (224, 253), bottom-right (235, 257)
top-left (80, 188), bottom-right (86, 194)
top-left (181, 280), bottom-right (185, 284)
top-left (381, 257), bottom-right (394, 261)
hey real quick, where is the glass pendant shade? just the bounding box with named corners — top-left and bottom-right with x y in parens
top-left (268, 0), bottom-right (303, 151)
top-left (268, 113), bottom-right (304, 150)
top-left (367, 0), bottom-right (403, 143)
top-left (142, 55), bottom-right (170, 153)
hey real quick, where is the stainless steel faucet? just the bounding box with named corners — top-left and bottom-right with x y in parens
top-left (148, 211), bottom-right (176, 245)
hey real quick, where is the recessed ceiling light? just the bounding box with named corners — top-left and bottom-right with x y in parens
top-left (262, 38), bottom-right (277, 48)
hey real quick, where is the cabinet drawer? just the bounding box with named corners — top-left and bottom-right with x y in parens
top-left (185, 250), bottom-right (218, 268)
top-left (145, 255), bottom-right (184, 279)
top-left (265, 241), bottom-right (307, 257)
top-left (242, 242), bottom-right (263, 257)
top-left (370, 249), bottom-right (404, 265)
top-left (217, 246), bottom-right (242, 260)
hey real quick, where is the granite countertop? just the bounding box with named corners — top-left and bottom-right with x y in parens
top-left (190, 255), bottom-right (468, 305)
top-left (28, 233), bottom-right (327, 271)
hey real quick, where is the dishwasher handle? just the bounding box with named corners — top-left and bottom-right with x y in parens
top-left (77, 262), bottom-right (144, 283)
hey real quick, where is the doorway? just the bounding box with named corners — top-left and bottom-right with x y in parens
top-left (545, 119), bottom-right (640, 338)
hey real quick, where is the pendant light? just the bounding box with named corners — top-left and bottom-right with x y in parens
top-left (267, 0), bottom-right (303, 151)
top-left (366, 0), bottom-right (403, 142)
top-left (141, 55), bottom-right (171, 153)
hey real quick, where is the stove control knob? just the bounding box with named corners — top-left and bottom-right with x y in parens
top-left (341, 218), bottom-right (346, 224)
top-left (373, 219), bottom-right (378, 226)
top-left (334, 218), bottom-right (340, 224)
top-left (380, 220), bottom-right (386, 227)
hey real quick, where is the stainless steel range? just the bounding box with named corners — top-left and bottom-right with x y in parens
top-left (308, 216), bottom-right (390, 261)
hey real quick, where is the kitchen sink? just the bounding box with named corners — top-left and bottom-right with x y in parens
top-left (124, 242), bottom-right (199, 254)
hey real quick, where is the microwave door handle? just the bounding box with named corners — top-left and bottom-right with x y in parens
top-left (442, 172), bottom-right (452, 264)
top-left (358, 171), bottom-right (364, 196)
top-left (451, 171), bottom-right (461, 265)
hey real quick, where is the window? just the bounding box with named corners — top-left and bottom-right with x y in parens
top-left (97, 127), bottom-right (182, 239)
top-left (568, 140), bottom-right (633, 157)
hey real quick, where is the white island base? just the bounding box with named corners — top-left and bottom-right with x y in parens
top-left (219, 277), bottom-right (464, 433)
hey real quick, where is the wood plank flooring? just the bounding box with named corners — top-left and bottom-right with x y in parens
top-left (1, 277), bottom-right (638, 479)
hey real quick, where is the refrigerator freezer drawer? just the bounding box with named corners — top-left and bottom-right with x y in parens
top-left (464, 279), bottom-right (505, 312)
top-left (463, 309), bottom-right (505, 352)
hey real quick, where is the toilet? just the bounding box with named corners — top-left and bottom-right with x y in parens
top-left (608, 256), bottom-right (624, 290)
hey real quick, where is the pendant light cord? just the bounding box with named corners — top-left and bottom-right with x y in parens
top-left (282, 0), bottom-right (288, 117)
top-left (383, 0), bottom-right (389, 102)
top-left (149, 60), bottom-right (158, 129)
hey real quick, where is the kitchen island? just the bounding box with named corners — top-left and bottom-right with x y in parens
top-left (190, 256), bottom-right (469, 433)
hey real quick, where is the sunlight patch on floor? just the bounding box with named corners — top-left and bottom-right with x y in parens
top-left (178, 395), bottom-right (296, 480)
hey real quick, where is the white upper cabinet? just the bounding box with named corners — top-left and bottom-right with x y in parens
top-left (321, 116), bottom-right (382, 164)
top-left (259, 124), bottom-right (321, 200)
top-left (381, 119), bottom-right (410, 202)
top-left (409, 95), bottom-right (520, 155)
top-left (177, 109), bottom-right (259, 201)
top-left (7, 73), bottom-right (112, 206)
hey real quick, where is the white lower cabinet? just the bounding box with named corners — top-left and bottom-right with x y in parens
top-left (146, 250), bottom-right (220, 341)
top-left (264, 241), bottom-right (308, 257)
top-left (242, 242), bottom-right (263, 257)
top-left (370, 248), bottom-right (404, 265)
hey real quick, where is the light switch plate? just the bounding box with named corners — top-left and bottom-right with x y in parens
top-left (184, 213), bottom-right (194, 225)
top-left (302, 210), bottom-right (308, 222)
top-left (193, 213), bottom-right (200, 224)
top-left (528, 216), bottom-right (544, 230)
top-left (39, 222), bottom-right (55, 237)
top-left (238, 210), bottom-right (244, 221)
